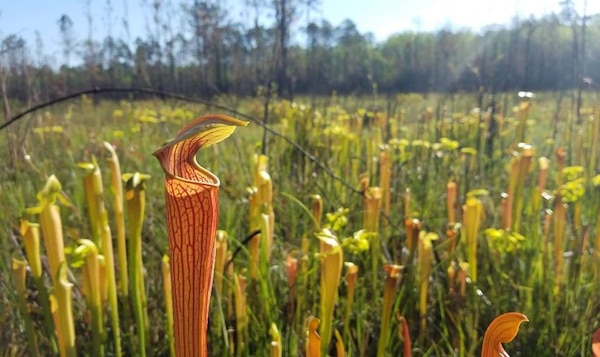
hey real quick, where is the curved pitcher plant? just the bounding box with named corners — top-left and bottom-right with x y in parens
top-left (153, 114), bottom-right (247, 356)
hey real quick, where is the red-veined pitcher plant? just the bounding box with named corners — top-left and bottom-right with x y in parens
top-left (153, 114), bottom-right (247, 357)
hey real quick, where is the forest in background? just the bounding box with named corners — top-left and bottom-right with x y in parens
top-left (1, 0), bottom-right (599, 103)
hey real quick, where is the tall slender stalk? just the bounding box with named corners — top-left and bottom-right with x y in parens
top-left (79, 157), bottom-right (121, 356)
top-left (75, 239), bottom-right (104, 356)
top-left (12, 258), bottom-right (40, 356)
top-left (103, 141), bottom-right (128, 298)
top-left (462, 197), bottom-right (482, 282)
top-left (162, 255), bottom-right (175, 357)
top-left (377, 264), bottom-right (403, 357)
top-left (317, 229), bottom-right (344, 356)
top-left (20, 220), bottom-right (57, 352)
top-left (124, 172), bottom-right (150, 357)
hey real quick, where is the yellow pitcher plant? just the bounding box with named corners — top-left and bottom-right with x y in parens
top-left (316, 228), bottom-right (344, 356)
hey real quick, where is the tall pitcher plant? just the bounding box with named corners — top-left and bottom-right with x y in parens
top-left (153, 114), bottom-right (247, 357)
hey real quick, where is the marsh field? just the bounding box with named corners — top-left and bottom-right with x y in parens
top-left (0, 90), bottom-right (599, 356)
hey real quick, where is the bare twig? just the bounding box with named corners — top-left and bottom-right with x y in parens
top-left (0, 87), bottom-right (362, 195)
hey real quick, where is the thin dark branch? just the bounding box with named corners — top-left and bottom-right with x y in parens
top-left (1, 87), bottom-right (362, 195)
top-left (225, 229), bottom-right (261, 270)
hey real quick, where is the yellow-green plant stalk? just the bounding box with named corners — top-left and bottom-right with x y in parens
top-left (78, 158), bottom-right (121, 356)
top-left (553, 196), bottom-right (567, 294)
top-left (162, 255), bottom-right (175, 357)
top-left (512, 144), bottom-right (534, 232)
top-left (12, 258), bottom-right (40, 356)
top-left (342, 262), bottom-right (358, 342)
top-left (234, 273), bottom-right (248, 356)
top-left (75, 239), bottom-right (104, 356)
top-left (98, 255), bottom-right (108, 303)
top-left (258, 157), bottom-right (275, 262)
top-left (379, 146), bottom-right (391, 218)
top-left (501, 194), bottom-right (511, 231)
top-left (533, 157), bottom-right (550, 212)
top-left (225, 252), bottom-right (235, 355)
top-left (596, 207), bottom-right (600, 261)
top-left (377, 264), bottom-right (404, 357)
top-left (123, 172), bottom-right (151, 356)
top-left (103, 141), bottom-right (128, 297)
top-left (248, 154), bottom-right (274, 278)
top-left (270, 323), bottom-right (282, 357)
top-left (295, 235), bottom-right (311, 349)
top-left (457, 262), bottom-right (469, 298)
top-left (312, 194), bottom-right (323, 232)
top-left (306, 317), bottom-right (321, 357)
top-left (417, 232), bottom-right (438, 334)
top-left (26, 176), bottom-right (76, 356)
top-left (247, 186), bottom-right (261, 278)
top-left (261, 212), bottom-right (274, 271)
top-left (55, 262), bottom-right (76, 357)
top-left (317, 229), bottom-right (344, 356)
top-left (153, 114), bottom-right (248, 357)
top-left (28, 175), bottom-right (65, 286)
top-left (502, 155), bottom-right (519, 230)
top-left (215, 230), bottom-right (228, 300)
top-left (462, 197), bottom-right (482, 282)
top-left (20, 220), bottom-right (43, 288)
top-left (20, 220), bottom-right (57, 352)
top-left (542, 212), bottom-right (552, 271)
top-left (553, 149), bottom-right (565, 284)
top-left (364, 187), bottom-right (382, 232)
top-left (334, 329), bottom-right (345, 357)
top-left (79, 161), bottom-right (101, 246)
top-left (446, 261), bottom-right (461, 352)
top-left (364, 187), bottom-right (382, 280)
top-left (481, 312), bottom-right (528, 357)
top-left (404, 188), bottom-right (411, 218)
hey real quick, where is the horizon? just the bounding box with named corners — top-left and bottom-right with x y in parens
top-left (1, 0), bottom-right (598, 67)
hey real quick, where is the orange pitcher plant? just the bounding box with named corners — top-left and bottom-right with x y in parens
top-left (481, 312), bottom-right (528, 357)
top-left (153, 114), bottom-right (247, 357)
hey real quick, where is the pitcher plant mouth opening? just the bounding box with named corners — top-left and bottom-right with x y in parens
top-left (153, 114), bottom-right (247, 357)
top-left (153, 114), bottom-right (249, 185)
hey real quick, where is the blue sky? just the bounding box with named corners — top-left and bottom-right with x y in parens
top-left (1, 0), bottom-right (597, 62)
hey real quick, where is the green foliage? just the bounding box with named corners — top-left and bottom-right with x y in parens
top-left (0, 93), bottom-right (599, 356)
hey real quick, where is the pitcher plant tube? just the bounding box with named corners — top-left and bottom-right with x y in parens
top-left (153, 114), bottom-right (248, 357)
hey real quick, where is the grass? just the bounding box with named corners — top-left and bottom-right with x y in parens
top-left (0, 91), bottom-right (599, 356)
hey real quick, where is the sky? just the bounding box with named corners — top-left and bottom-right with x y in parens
top-left (1, 0), bottom-right (598, 63)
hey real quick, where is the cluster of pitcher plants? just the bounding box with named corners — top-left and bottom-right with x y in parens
top-left (6, 94), bottom-right (600, 356)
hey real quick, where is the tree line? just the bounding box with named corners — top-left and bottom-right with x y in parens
top-left (0, 0), bottom-right (599, 103)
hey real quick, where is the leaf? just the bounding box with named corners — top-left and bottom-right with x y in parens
top-left (481, 312), bottom-right (528, 357)
top-left (159, 114), bottom-right (249, 151)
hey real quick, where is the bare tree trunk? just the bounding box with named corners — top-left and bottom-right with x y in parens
top-left (275, 0), bottom-right (291, 98)
top-left (576, 1), bottom-right (588, 125)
